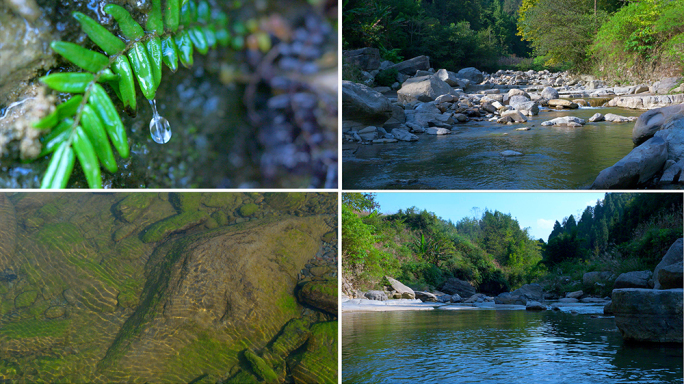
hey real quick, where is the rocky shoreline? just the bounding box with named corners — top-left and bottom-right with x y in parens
top-left (343, 48), bottom-right (684, 189)
top-left (343, 238), bottom-right (683, 344)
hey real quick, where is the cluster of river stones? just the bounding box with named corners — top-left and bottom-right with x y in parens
top-left (343, 238), bottom-right (683, 344)
top-left (342, 47), bottom-right (684, 189)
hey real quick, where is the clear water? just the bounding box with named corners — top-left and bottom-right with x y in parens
top-left (149, 99), bottom-right (172, 144)
top-left (342, 107), bottom-right (645, 189)
top-left (342, 309), bottom-right (683, 384)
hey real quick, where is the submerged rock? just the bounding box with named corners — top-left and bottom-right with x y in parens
top-left (298, 279), bottom-right (337, 315)
top-left (141, 210), bottom-right (209, 243)
top-left (289, 321), bottom-right (337, 384)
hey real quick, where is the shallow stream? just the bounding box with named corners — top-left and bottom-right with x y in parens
top-left (342, 106), bottom-right (644, 189)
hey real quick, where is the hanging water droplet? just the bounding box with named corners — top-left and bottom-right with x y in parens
top-left (149, 99), bottom-right (171, 144)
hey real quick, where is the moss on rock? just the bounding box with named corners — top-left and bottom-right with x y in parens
top-left (202, 193), bottom-right (240, 208)
top-left (141, 211), bottom-right (209, 243)
top-left (114, 194), bottom-right (156, 223)
top-left (170, 193), bottom-right (202, 213)
top-left (322, 231), bottom-right (336, 243)
top-left (297, 279), bottom-right (337, 315)
top-left (15, 290), bottom-right (38, 308)
top-left (211, 211), bottom-right (228, 226)
top-left (244, 350), bottom-right (279, 383)
top-left (289, 321), bottom-right (337, 384)
top-left (265, 193), bottom-right (306, 211)
top-left (270, 318), bottom-right (311, 358)
top-left (239, 203), bottom-right (259, 217)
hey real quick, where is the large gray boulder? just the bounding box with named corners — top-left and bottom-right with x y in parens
top-left (632, 104), bottom-right (684, 145)
top-left (526, 301), bottom-right (546, 311)
top-left (659, 262), bottom-right (684, 289)
top-left (511, 283), bottom-right (543, 302)
top-left (510, 100), bottom-right (539, 116)
top-left (614, 270), bottom-right (653, 289)
top-left (415, 291), bottom-right (438, 302)
top-left (590, 136), bottom-right (668, 189)
top-left (364, 290), bottom-right (388, 301)
top-left (456, 67), bottom-right (484, 84)
top-left (383, 104), bottom-right (407, 130)
top-left (389, 55), bottom-right (431, 75)
top-left (441, 277), bottom-right (476, 298)
top-left (654, 238), bottom-right (683, 289)
top-left (654, 117), bottom-right (684, 161)
top-left (494, 292), bottom-right (517, 304)
top-left (541, 116), bottom-right (586, 127)
top-left (343, 47), bottom-right (381, 71)
top-left (436, 68), bottom-right (468, 88)
top-left (650, 77), bottom-right (682, 94)
top-left (385, 276), bottom-right (415, 299)
top-left (541, 86), bottom-right (559, 100)
top-left (612, 288), bottom-right (683, 343)
top-left (398, 76), bottom-right (453, 104)
top-left (342, 81), bottom-right (392, 130)
top-left (391, 128), bottom-right (418, 142)
top-left (606, 94), bottom-right (684, 110)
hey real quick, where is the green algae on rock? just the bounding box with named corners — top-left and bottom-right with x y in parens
top-left (245, 349), bottom-right (279, 383)
top-left (114, 193), bottom-right (156, 223)
top-left (141, 210), bottom-right (209, 243)
top-left (298, 279), bottom-right (338, 315)
top-left (289, 321), bottom-right (338, 384)
top-left (239, 203), bottom-right (260, 217)
top-left (0, 192), bottom-right (338, 383)
top-left (170, 192), bottom-right (202, 213)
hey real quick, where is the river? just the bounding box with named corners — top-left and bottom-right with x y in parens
top-left (342, 309), bottom-right (683, 383)
top-left (342, 106), bottom-right (645, 189)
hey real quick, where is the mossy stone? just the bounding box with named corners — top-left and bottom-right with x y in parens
top-left (114, 194), bottom-right (156, 223)
top-left (297, 279), bottom-right (337, 315)
top-left (24, 216), bottom-right (44, 229)
top-left (141, 211), bottom-right (209, 243)
top-left (170, 193), bottom-right (201, 213)
top-left (289, 321), bottom-right (337, 384)
top-left (113, 223), bottom-right (138, 242)
top-left (265, 193), bottom-right (306, 211)
top-left (225, 370), bottom-right (258, 384)
top-left (321, 231), bottom-right (336, 243)
top-left (270, 318), bottom-right (311, 358)
top-left (211, 211), bottom-right (228, 226)
top-left (239, 203), bottom-right (259, 217)
top-left (202, 193), bottom-right (240, 208)
top-left (204, 217), bottom-right (218, 229)
top-left (244, 350), bottom-right (278, 383)
top-left (15, 290), bottom-right (38, 308)
top-left (44, 306), bottom-right (66, 319)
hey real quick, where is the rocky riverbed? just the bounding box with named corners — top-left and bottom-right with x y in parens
top-left (0, 192), bottom-right (338, 383)
top-left (343, 48), bottom-right (684, 189)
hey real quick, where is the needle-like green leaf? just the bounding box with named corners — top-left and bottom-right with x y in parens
top-left (33, 95), bottom-right (82, 129)
top-left (81, 104), bottom-right (118, 173)
top-left (39, 118), bottom-right (73, 157)
top-left (128, 42), bottom-right (157, 99)
top-left (188, 26), bottom-right (209, 54)
top-left (161, 35), bottom-right (179, 72)
top-left (164, 0), bottom-right (180, 32)
top-left (146, 36), bottom-right (163, 88)
top-left (112, 55), bottom-right (137, 113)
top-left (89, 83), bottom-right (130, 158)
top-left (176, 30), bottom-right (194, 68)
top-left (104, 4), bottom-right (145, 41)
top-left (51, 41), bottom-right (109, 73)
top-left (73, 12), bottom-right (126, 55)
top-left (40, 73), bottom-right (94, 93)
top-left (73, 125), bottom-right (102, 188)
top-left (41, 141), bottom-right (75, 189)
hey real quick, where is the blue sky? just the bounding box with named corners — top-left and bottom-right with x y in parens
top-left (372, 192), bottom-right (606, 241)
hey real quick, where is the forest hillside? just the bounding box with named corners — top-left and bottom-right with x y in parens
top-left (343, 0), bottom-right (684, 81)
top-left (342, 193), bottom-right (683, 296)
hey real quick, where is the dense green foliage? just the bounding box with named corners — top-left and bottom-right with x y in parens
top-left (343, 193), bottom-right (682, 298)
top-left (519, 0), bottom-right (684, 77)
top-left (541, 193), bottom-right (682, 295)
top-left (590, 0), bottom-right (684, 80)
top-left (343, 0), bottom-right (530, 71)
top-left (342, 194), bottom-right (543, 293)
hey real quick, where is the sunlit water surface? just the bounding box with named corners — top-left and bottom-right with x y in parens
top-left (342, 309), bottom-right (683, 383)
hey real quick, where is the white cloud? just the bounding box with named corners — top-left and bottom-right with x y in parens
top-left (537, 218), bottom-right (556, 230)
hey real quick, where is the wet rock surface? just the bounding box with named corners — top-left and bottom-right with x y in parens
top-left (0, 192), bottom-right (337, 383)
